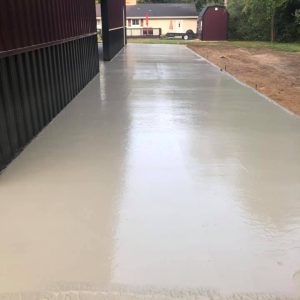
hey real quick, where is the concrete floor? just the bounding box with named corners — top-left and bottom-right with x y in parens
top-left (1, 44), bottom-right (300, 299)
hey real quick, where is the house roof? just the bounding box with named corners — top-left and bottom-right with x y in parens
top-left (96, 3), bottom-right (198, 18)
top-left (199, 7), bottom-right (208, 18)
top-left (127, 4), bottom-right (198, 18)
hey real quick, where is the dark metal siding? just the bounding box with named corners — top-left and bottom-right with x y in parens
top-left (0, 0), bottom-right (99, 172)
top-left (101, 0), bottom-right (126, 61)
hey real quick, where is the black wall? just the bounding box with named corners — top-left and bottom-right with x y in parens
top-left (101, 0), bottom-right (126, 61)
top-left (0, 0), bottom-right (99, 172)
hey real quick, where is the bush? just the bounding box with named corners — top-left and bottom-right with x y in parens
top-left (228, 0), bottom-right (300, 42)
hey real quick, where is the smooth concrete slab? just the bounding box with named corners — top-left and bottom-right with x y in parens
top-left (1, 44), bottom-right (300, 300)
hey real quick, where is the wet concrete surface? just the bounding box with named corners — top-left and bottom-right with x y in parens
top-left (1, 44), bottom-right (300, 299)
top-left (98, 43), bottom-right (103, 61)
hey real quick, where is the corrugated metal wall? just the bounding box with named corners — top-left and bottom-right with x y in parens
top-left (101, 0), bottom-right (126, 61)
top-left (0, 0), bottom-right (96, 53)
top-left (0, 0), bottom-right (99, 172)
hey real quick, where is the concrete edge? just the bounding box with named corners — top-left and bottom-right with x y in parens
top-left (185, 46), bottom-right (300, 119)
top-left (0, 289), bottom-right (296, 300)
top-left (106, 44), bottom-right (127, 63)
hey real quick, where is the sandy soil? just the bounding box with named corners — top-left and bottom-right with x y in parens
top-left (189, 45), bottom-right (300, 116)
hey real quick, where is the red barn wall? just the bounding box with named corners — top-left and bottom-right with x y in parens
top-left (0, 0), bottom-right (96, 54)
top-left (202, 7), bottom-right (228, 41)
top-left (0, 0), bottom-right (99, 171)
top-left (101, 0), bottom-right (126, 61)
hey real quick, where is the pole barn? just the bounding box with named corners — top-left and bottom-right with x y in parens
top-left (101, 0), bottom-right (127, 61)
top-left (0, 0), bottom-right (125, 171)
top-left (198, 6), bottom-right (228, 41)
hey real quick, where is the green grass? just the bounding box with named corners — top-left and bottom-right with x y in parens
top-left (128, 38), bottom-right (300, 52)
top-left (128, 38), bottom-right (196, 45)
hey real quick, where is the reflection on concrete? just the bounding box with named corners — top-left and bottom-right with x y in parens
top-left (0, 44), bottom-right (300, 299)
top-left (98, 43), bottom-right (103, 61)
top-left (0, 60), bottom-right (131, 295)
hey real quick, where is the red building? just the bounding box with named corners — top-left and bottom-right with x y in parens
top-left (0, 0), bottom-right (125, 171)
top-left (198, 6), bottom-right (228, 41)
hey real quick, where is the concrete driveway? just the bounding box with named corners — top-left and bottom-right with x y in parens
top-left (1, 44), bottom-right (300, 299)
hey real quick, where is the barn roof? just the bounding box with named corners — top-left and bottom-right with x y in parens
top-left (199, 7), bottom-right (208, 18)
top-left (96, 3), bottom-right (198, 18)
top-left (199, 5), bottom-right (226, 19)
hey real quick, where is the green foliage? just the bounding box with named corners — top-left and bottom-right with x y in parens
top-left (296, 8), bottom-right (300, 24)
top-left (228, 0), bottom-right (300, 41)
top-left (227, 0), bottom-right (250, 40)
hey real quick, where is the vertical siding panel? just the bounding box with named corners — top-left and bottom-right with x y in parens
top-left (49, 46), bottom-right (59, 114)
top-left (29, 51), bottom-right (46, 129)
top-left (23, 0), bottom-right (34, 49)
top-left (30, 0), bottom-right (40, 48)
top-left (0, 75), bottom-right (12, 169)
top-left (42, 48), bottom-right (54, 121)
top-left (0, 59), bottom-right (20, 155)
top-left (23, 52), bottom-right (41, 135)
top-left (0, 2), bottom-right (13, 50)
top-left (72, 40), bottom-right (79, 95)
top-left (36, 0), bottom-right (45, 44)
top-left (15, 54), bottom-right (34, 141)
top-left (7, 56), bottom-right (28, 147)
top-left (46, 47), bottom-right (59, 118)
top-left (55, 0), bottom-right (63, 41)
top-left (36, 50), bottom-right (50, 125)
top-left (58, 46), bottom-right (67, 110)
top-left (68, 42), bottom-right (76, 100)
top-left (62, 43), bottom-right (71, 104)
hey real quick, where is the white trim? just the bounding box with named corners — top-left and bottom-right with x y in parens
top-left (108, 26), bottom-right (124, 32)
top-left (123, 7), bottom-right (126, 46)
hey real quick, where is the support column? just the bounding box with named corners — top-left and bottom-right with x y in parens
top-left (101, 0), bottom-right (127, 61)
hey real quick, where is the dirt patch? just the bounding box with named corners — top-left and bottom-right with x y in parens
top-left (189, 45), bottom-right (300, 116)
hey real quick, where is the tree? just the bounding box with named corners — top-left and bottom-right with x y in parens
top-left (227, 0), bottom-right (251, 40)
top-left (244, 0), bottom-right (288, 41)
top-left (227, 0), bottom-right (300, 41)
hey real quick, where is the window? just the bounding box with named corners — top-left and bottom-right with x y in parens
top-left (132, 19), bottom-right (140, 26)
top-left (143, 28), bottom-right (153, 36)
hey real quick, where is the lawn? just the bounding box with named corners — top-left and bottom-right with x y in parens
top-left (128, 39), bottom-right (300, 52)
